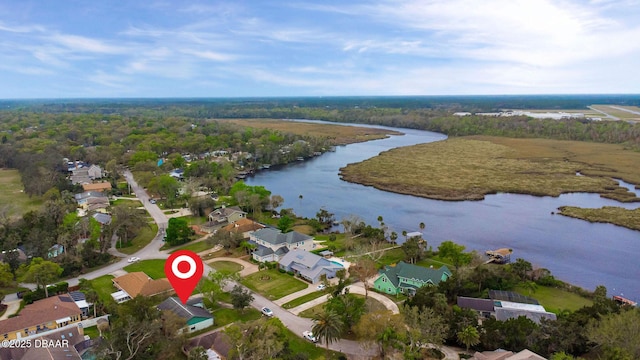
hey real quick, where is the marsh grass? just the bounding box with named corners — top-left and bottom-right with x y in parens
top-left (558, 206), bottom-right (640, 231)
top-left (340, 136), bottom-right (640, 201)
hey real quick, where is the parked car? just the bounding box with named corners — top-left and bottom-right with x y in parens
top-left (127, 256), bottom-right (141, 263)
top-left (316, 284), bottom-right (326, 291)
top-left (303, 331), bottom-right (317, 343)
top-left (149, 199), bottom-right (157, 204)
top-left (261, 307), bottom-right (274, 317)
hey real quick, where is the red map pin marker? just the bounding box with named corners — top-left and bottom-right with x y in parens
top-left (165, 250), bottom-right (204, 304)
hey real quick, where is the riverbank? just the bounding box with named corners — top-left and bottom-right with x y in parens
top-left (225, 118), bottom-right (404, 145)
top-left (339, 136), bottom-right (640, 202)
top-left (558, 206), bottom-right (640, 231)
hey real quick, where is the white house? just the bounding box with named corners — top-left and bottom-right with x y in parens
top-left (249, 228), bottom-right (315, 262)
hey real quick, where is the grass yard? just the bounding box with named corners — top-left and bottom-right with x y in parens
top-left (210, 307), bottom-right (262, 328)
top-left (209, 261), bottom-right (243, 273)
top-left (241, 269), bottom-right (308, 300)
top-left (226, 119), bottom-right (403, 146)
top-left (169, 239), bottom-right (216, 254)
top-left (339, 136), bottom-right (640, 201)
top-left (514, 284), bottom-right (593, 313)
top-left (299, 294), bottom-right (386, 319)
top-left (117, 223), bottom-right (158, 255)
top-left (280, 322), bottom-right (343, 360)
top-left (123, 259), bottom-right (166, 279)
top-left (83, 325), bottom-right (100, 339)
top-left (87, 275), bottom-right (116, 303)
top-left (282, 291), bottom-right (328, 309)
top-left (0, 169), bottom-right (43, 218)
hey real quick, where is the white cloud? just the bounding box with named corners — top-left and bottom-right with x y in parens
top-left (49, 34), bottom-right (127, 54)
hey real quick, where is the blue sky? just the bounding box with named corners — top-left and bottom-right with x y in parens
top-left (1, 0), bottom-right (640, 98)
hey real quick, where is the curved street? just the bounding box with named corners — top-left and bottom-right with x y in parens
top-left (8, 170), bottom-right (459, 359)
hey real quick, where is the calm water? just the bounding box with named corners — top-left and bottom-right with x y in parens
top-left (246, 121), bottom-right (640, 301)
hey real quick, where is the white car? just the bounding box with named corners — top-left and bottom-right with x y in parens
top-left (303, 331), bottom-right (318, 343)
top-left (261, 307), bottom-right (274, 317)
top-left (316, 284), bottom-right (326, 291)
top-left (127, 256), bottom-right (141, 263)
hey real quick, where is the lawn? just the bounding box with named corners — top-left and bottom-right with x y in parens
top-left (282, 291), bottom-right (328, 309)
top-left (241, 269), bottom-right (308, 300)
top-left (514, 284), bottom-right (593, 313)
top-left (210, 307), bottom-right (261, 328)
top-left (117, 223), bottom-right (158, 255)
top-left (169, 239), bottom-right (216, 254)
top-left (123, 259), bottom-right (166, 279)
top-left (87, 275), bottom-right (116, 303)
top-left (0, 169), bottom-right (43, 218)
top-left (83, 325), bottom-right (100, 339)
top-left (209, 261), bottom-right (243, 273)
top-left (298, 294), bottom-right (386, 319)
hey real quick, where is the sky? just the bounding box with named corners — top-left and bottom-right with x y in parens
top-left (1, 0), bottom-right (640, 98)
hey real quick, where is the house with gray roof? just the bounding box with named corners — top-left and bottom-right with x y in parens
top-left (208, 206), bottom-right (246, 225)
top-left (457, 294), bottom-right (557, 325)
top-left (157, 297), bottom-right (214, 333)
top-left (249, 228), bottom-right (315, 262)
top-left (278, 250), bottom-right (343, 283)
top-left (373, 261), bottom-right (451, 296)
top-left (457, 296), bottom-right (496, 319)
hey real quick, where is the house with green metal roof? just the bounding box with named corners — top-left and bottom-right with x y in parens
top-left (373, 261), bottom-right (452, 296)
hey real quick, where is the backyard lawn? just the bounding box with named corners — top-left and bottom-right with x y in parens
top-left (87, 275), bottom-right (116, 303)
top-left (211, 307), bottom-right (261, 328)
top-left (117, 223), bottom-right (158, 255)
top-left (208, 261), bottom-right (243, 273)
top-left (241, 269), bottom-right (308, 300)
top-left (514, 284), bottom-right (593, 313)
top-left (123, 259), bottom-right (166, 279)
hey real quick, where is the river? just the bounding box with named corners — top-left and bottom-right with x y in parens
top-left (246, 121), bottom-right (640, 301)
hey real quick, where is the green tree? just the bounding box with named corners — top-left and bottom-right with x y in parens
top-left (510, 258), bottom-right (533, 280)
top-left (277, 215), bottom-right (294, 233)
top-left (587, 308), bottom-right (640, 360)
top-left (457, 325), bottom-right (480, 351)
top-left (188, 346), bottom-right (208, 360)
top-left (313, 310), bottom-right (344, 359)
top-left (350, 258), bottom-right (377, 298)
top-left (230, 285), bottom-right (254, 312)
top-left (0, 263), bottom-right (14, 287)
top-left (437, 241), bottom-right (472, 273)
top-left (402, 236), bottom-right (425, 264)
top-left (354, 310), bottom-right (404, 358)
top-left (403, 306), bottom-right (449, 357)
top-left (225, 317), bottom-right (285, 360)
top-left (165, 217), bottom-right (194, 246)
top-left (22, 257), bottom-right (63, 298)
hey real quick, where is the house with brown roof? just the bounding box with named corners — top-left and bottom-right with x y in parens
top-left (111, 272), bottom-right (173, 303)
top-left (222, 218), bottom-right (265, 239)
top-left (0, 326), bottom-right (84, 360)
top-left (0, 295), bottom-right (82, 341)
top-left (82, 182), bottom-right (112, 192)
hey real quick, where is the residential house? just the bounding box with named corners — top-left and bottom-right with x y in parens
top-left (457, 291), bottom-right (557, 325)
top-left (208, 206), bottom-right (246, 225)
top-left (74, 191), bottom-right (107, 207)
top-left (0, 326), bottom-right (84, 360)
top-left (111, 272), bottom-right (173, 303)
top-left (87, 164), bottom-right (103, 179)
top-left (82, 182), bottom-right (111, 192)
top-left (70, 168), bottom-right (90, 185)
top-left (222, 218), bottom-right (265, 239)
top-left (0, 295), bottom-right (82, 341)
top-left (92, 213), bottom-right (112, 226)
top-left (373, 261), bottom-right (451, 296)
top-left (469, 349), bottom-right (547, 360)
top-left (186, 332), bottom-right (230, 360)
top-left (278, 250), bottom-right (343, 283)
top-left (157, 297), bottom-right (214, 333)
top-left (0, 248), bottom-right (27, 264)
top-left (249, 228), bottom-right (315, 263)
top-left (68, 291), bottom-right (91, 318)
top-left (169, 169), bottom-right (184, 180)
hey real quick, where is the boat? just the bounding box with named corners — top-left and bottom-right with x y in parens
top-left (613, 295), bottom-right (638, 307)
top-left (296, 157), bottom-right (304, 161)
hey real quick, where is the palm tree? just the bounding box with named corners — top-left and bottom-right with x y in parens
top-left (312, 310), bottom-right (343, 359)
top-left (457, 325), bottom-right (480, 352)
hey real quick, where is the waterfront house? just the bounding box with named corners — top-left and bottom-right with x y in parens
top-left (208, 206), bottom-right (246, 225)
top-left (373, 261), bottom-right (451, 296)
top-left (249, 228), bottom-right (315, 262)
top-left (278, 250), bottom-right (342, 283)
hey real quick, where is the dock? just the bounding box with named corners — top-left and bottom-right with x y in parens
top-left (485, 248), bottom-right (513, 264)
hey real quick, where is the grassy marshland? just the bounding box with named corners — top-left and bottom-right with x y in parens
top-left (339, 136), bottom-right (640, 202)
top-left (558, 206), bottom-right (640, 231)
